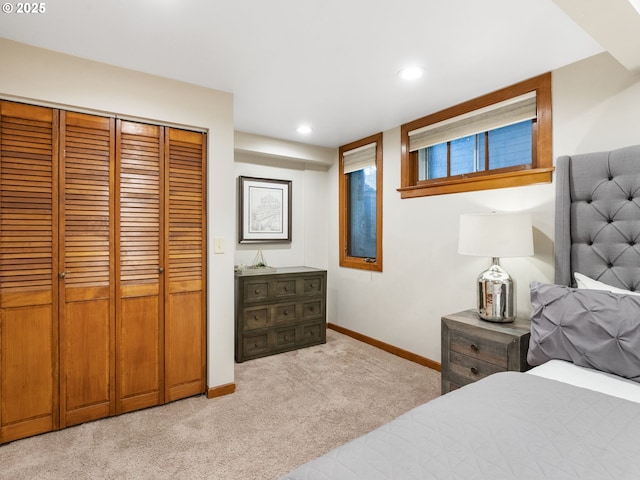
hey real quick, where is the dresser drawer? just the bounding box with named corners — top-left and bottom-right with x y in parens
top-left (301, 300), bottom-right (323, 320)
top-left (275, 327), bottom-right (297, 347)
top-left (449, 328), bottom-right (508, 369)
top-left (243, 332), bottom-right (269, 356)
top-left (273, 279), bottom-right (297, 297)
top-left (299, 322), bottom-right (324, 345)
top-left (274, 303), bottom-right (297, 324)
top-left (243, 280), bottom-right (269, 302)
top-left (242, 306), bottom-right (270, 330)
top-left (303, 276), bottom-right (324, 294)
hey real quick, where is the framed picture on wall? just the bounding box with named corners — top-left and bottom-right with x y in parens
top-left (239, 176), bottom-right (292, 243)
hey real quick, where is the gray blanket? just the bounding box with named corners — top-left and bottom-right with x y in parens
top-left (280, 372), bottom-right (640, 479)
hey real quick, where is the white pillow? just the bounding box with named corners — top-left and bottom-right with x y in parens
top-left (574, 272), bottom-right (640, 296)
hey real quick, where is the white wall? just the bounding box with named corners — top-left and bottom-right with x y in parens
top-left (553, 52), bottom-right (640, 155)
top-left (233, 152), bottom-right (330, 270)
top-left (328, 51), bottom-right (640, 365)
top-left (0, 38), bottom-right (236, 389)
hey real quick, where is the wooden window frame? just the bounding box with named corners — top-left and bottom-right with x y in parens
top-left (339, 132), bottom-right (383, 272)
top-left (398, 73), bottom-right (553, 199)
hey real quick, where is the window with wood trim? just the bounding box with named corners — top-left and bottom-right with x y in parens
top-left (399, 73), bottom-right (553, 198)
top-left (339, 133), bottom-right (382, 271)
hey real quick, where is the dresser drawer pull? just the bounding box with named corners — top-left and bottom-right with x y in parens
top-left (254, 315), bottom-right (260, 320)
top-left (470, 367), bottom-right (479, 375)
top-left (470, 343), bottom-right (478, 352)
top-left (284, 310), bottom-right (289, 315)
top-left (254, 289), bottom-right (260, 294)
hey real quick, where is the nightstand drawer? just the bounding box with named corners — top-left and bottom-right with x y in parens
top-left (449, 351), bottom-right (505, 385)
top-left (449, 329), bottom-right (508, 369)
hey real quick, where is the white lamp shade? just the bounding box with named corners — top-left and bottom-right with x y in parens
top-left (458, 212), bottom-right (534, 258)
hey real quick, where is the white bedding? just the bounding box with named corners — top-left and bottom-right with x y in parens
top-left (528, 359), bottom-right (640, 404)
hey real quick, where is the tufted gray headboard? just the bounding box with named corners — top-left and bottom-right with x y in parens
top-left (554, 145), bottom-right (640, 290)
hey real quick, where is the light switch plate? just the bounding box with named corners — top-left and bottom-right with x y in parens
top-left (213, 236), bottom-right (225, 254)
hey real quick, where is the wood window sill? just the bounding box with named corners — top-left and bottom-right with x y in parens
top-left (397, 167), bottom-right (554, 199)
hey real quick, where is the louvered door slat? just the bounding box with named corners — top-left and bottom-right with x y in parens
top-left (59, 111), bottom-right (115, 428)
top-left (165, 128), bottom-right (206, 402)
top-left (0, 101), bottom-right (59, 444)
top-left (116, 120), bottom-right (163, 413)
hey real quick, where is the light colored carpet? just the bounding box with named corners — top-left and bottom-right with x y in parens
top-left (0, 329), bottom-right (441, 480)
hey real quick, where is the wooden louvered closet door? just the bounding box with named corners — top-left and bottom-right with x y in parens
top-left (59, 111), bottom-right (115, 428)
top-left (0, 102), bottom-right (59, 443)
top-left (0, 101), bottom-right (206, 444)
top-left (164, 128), bottom-right (206, 402)
top-left (116, 120), bottom-right (164, 413)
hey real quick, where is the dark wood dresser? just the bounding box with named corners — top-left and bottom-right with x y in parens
top-left (441, 309), bottom-right (530, 394)
top-left (235, 266), bottom-right (327, 362)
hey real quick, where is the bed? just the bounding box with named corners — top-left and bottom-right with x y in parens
top-left (280, 144), bottom-right (640, 479)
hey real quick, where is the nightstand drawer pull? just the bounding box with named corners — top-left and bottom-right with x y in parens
top-left (470, 367), bottom-right (479, 375)
top-left (470, 343), bottom-right (478, 351)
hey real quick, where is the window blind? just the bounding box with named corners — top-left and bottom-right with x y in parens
top-left (408, 92), bottom-right (536, 152)
top-left (343, 142), bottom-right (377, 174)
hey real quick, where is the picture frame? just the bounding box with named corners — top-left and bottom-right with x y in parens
top-left (239, 176), bottom-right (292, 243)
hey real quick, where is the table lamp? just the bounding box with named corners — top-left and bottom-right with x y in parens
top-left (458, 212), bottom-right (534, 322)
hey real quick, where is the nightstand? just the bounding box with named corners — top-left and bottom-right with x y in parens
top-left (441, 309), bottom-right (531, 394)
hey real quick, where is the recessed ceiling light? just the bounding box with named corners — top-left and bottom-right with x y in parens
top-left (398, 66), bottom-right (424, 81)
top-left (630, 0), bottom-right (640, 14)
top-left (296, 125), bottom-right (312, 135)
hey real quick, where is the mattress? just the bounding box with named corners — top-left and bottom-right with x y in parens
top-left (280, 371), bottom-right (640, 480)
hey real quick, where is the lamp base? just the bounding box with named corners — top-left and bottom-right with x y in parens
top-left (477, 258), bottom-right (515, 323)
